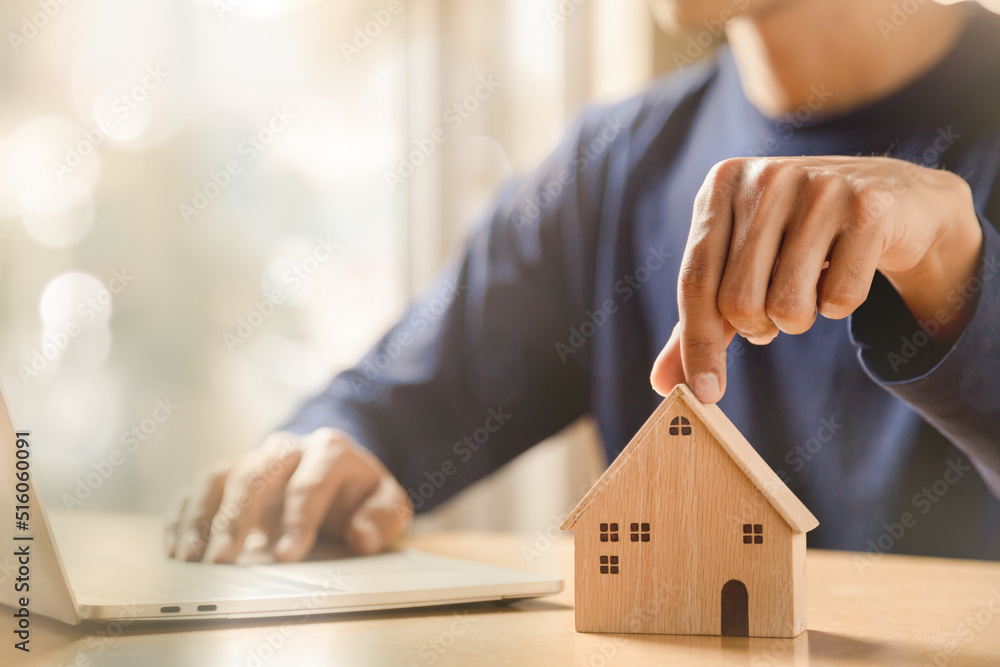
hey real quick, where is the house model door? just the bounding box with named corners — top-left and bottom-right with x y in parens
top-left (721, 579), bottom-right (749, 636)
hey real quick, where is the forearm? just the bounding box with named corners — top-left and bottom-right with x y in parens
top-left (279, 101), bottom-right (635, 505)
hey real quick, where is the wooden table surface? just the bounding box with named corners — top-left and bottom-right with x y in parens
top-left (5, 515), bottom-right (1000, 667)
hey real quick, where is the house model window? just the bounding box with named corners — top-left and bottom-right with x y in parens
top-left (599, 555), bottom-right (619, 575)
top-left (630, 523), bottom-right (650, 542)
top-left (669, 416), bottom-right (692, 436)
top-left (743, 524), bottom-right (763, 544)
top-left (600, 523), bottom-right (619, 542)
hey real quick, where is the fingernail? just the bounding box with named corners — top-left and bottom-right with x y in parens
top-left (181, 530), bottom-right (204, 561)
top-left (204, 534), bottom-right (234, 563)
top-left (746, 334), bottom-right (776, 346)
top-left (164, 532), bottom-right (177, 557)
top-left (353, 518), bottom-right (382, 554)
top-left (651, 378), bottom-right (668, 398)
top-left (274, 532), bottom-right (299, 559)
top-left (692, 373), bottom-right (721, 403)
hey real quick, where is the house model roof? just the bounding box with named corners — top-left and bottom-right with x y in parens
top-left (560, 384), bottom-right (819, 534)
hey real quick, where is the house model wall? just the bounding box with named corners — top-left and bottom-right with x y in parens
top-left (560, 384), bottom-right (818, 637)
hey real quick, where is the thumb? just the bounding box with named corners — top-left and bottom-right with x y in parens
top-left (344, 476), bottom-right (413, 556)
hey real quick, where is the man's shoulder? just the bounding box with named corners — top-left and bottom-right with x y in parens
top-left (493, 54), bottom-right (724, 239)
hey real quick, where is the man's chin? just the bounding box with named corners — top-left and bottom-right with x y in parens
top-left (646, 0), bottom-right (762, 33)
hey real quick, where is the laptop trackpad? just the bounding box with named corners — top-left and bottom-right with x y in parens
top-left (62, 556), bottom-right (343, 607)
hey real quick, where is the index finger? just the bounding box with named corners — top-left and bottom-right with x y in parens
top-left (175, 463), bottom-right (229, 561)
top-left (677, 159), bottom-right (742, 404)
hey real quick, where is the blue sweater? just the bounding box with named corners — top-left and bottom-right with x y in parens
top-left (285, 4), bottom-right (1000, 561)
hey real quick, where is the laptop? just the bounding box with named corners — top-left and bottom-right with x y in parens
top-left (0, 383), bottom-right (562, 624)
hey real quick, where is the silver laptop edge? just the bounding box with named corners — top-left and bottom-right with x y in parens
top-left (0, 380), bottom-right (81, 625)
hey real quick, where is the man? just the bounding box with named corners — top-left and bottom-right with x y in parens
top-left (166, 0), bottom-right (1000, 565)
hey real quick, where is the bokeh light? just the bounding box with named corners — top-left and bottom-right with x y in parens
top-left (40, 272), bottom-right (113, 332)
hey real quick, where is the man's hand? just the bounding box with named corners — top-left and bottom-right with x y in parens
top-left (164, 429), bottom-right (413, 563)
top-left (651, 156), bottom-right (983, 403)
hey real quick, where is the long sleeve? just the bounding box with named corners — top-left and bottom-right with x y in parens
top-left (278, 105), bottom-right (636, 511)
top-left (848, 213), bottom-right (1000, 497)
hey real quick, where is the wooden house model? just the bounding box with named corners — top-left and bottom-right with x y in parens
top-left (560, 384), bottom-right (818, 637)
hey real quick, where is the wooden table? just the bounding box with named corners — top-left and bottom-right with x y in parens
top-left (5, 516), bottom-right (1000, 666)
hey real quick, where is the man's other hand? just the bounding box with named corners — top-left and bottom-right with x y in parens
top-left (164, 429), bottom-right (413, 563)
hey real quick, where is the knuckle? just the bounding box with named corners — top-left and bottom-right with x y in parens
top-left (841, 259), bottom-right (870, 291)
top-left (948, 171), bottom-right (973, 202)
top-left (395, 500), bottom-right (414, 524)
top-left (285, 484), bottom-right (331, 520)
top-left (752, 159), bottom-right (804, 195)
top-left (807, 178), bottom-right (850, 220)
top-left (380, 498), bottom-right (414, 531)
top-left (228, 471), bottom-right (267, 503)
top-left (819, 290), bottom-right (861, 317)
top-left (396, 500), bottom-right (414, 524)
top-left (815, 175), bottom-right (851, 201)
top-left (226, 463), bottom-right (267, 491)
top-left (216, 513), bottom-right (248, 536)
top-left (678, 258), bottom-right (718, 299)
top-left (372, 493), bottom-right (413, 527)
top-left (697, 158), bottom-right (744, 207)
top-left (287, 477), bottom-right (324, 503)
top-left (389, 480), bottom-right (413, 512)
top-left (262, 432), bottom-right (301, 459)
top-left (851, 188), bottom-right (887, 229)
top-left (754, 159), bottom-right (786, 185)
top-left (226, 511), bottom-right (258, 535)
top-left (325, 439), bottom-right (350, 458)
top-left (306, 427), bottom-right (348, 445)
top-left (318, 432), bottom-right (350, 457)
top-left (679, 337), bottom-right (720, 359)
top-left (281, 499), bottom-right (320, 531)
top-left (766, 287), bottom-right (810, 327)
top-left (717, 288), bottom-right (762, 326)
top-left (710, 157), bottom-right (747, 184)
top-left (820, 278), bottom-right (868, 317)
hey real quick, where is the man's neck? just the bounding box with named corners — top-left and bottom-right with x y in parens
top-left (725, 0), bottom-right (969, 117)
